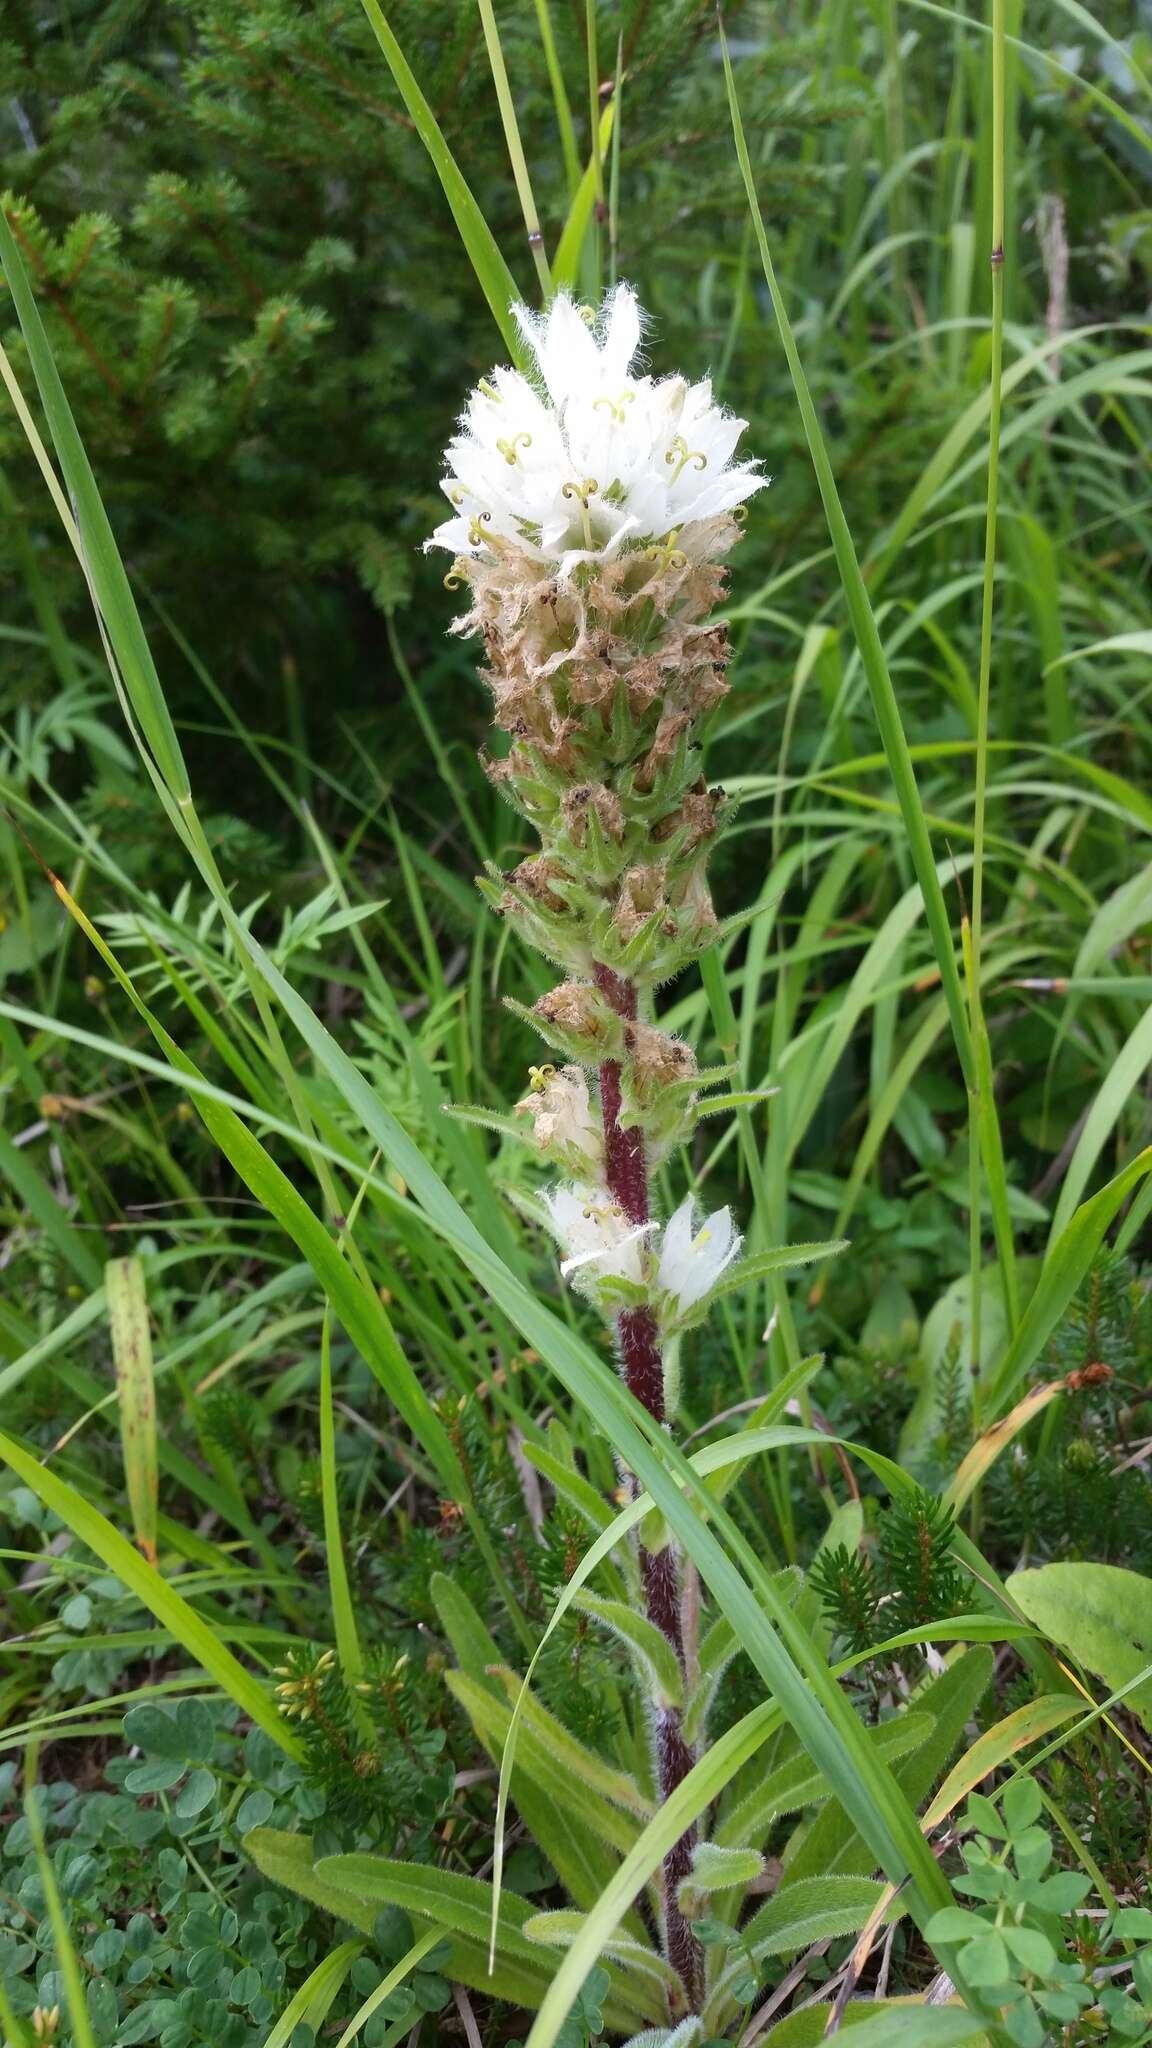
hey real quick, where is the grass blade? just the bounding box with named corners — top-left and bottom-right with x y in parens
top-left (356, 0), bottom-right (527, 363)
top-left (260, 1941), bottom-right (365, 2048)
top-left (476, 0), bottom-right (553, 297)
top-left (552, 99), bottom-right (615, 292)
top-left (23, 1742), bottom-right (98, 2048)
top-left (0, 1452), bottom-right (302, 1753)
top-left (719, 25), bottom-right (974, 1091)
top-left (106, 1255), bottom-right (159, 1564)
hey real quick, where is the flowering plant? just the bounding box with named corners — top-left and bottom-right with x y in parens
top-left (431, 285), bottom-right (766, 2008)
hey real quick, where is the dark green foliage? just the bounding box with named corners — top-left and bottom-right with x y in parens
top-left (0, 0), bottom-right (850, 745)
top-left (270, 1644), bottom-right (455, 1851)
top-left (982, 1256), bottom-right (1152, 1573)
top-left (809, 1487), bottom-right (967, 1662)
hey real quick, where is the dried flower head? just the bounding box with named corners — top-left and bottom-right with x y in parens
top-left (515, 1063), bottom-right (602, 1175)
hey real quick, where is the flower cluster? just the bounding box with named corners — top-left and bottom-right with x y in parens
top-left (434, 285), bottom-right (758, 1349)
top-left (540, 1188), bottom-right (741, 1331)
top-left (435, 285), bottom-right (762, 2013)
top-left (429, 287), bottom-right (762, 574)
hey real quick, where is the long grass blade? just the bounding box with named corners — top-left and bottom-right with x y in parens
top-left (106, 1255), bottom-right (159, 1564)
top-left (356, 0), bottom-right (527, 362)
top-left (719, 25), bottom-right (974, 1091)
top-left (0, 1457), bottom-right (302, 1752)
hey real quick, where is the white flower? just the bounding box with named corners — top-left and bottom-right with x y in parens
top-left (427, 285), bottom-right (765, 577)
top-left (542, 1183), bottom-right (654, 1288)
top-left (515, 1064), bottom-right (601, 1171)
top-left (656, 1196), bottom-right (741, 1314)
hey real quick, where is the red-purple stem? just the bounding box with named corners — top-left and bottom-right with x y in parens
top-left (594, 962), bottom-right (703, 2011)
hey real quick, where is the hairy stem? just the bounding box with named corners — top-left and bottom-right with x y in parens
top-left (594, 961), bottom-right (704, 2012)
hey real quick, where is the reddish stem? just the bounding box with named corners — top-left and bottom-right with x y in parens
top-left (594, 961), bottom-right (703, 2012)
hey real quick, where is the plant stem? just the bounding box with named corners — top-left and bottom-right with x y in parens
top-left (593, 959), bottom-right (703, 2012)
top-left (967, 0), bottom-right (1007, 1395)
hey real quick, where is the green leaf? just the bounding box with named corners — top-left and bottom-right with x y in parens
top-left (923, 1696), bottom-right (1082, 1830)
top-left (307, 1852), bottom-right (652, 2029)
top-left (443, 1671), bottom-right (639, 1922)
top-left (261, 1940), bottom-right (364, 2048)
top-left (1007, 1563), bottom-right (1152, 1735)
top-left (927, 1909), bottom-right (989, 1942)
top-left (1003, 1925), bottom-right (1055, 1977)
top-left (174, 1766), bottom-right (217, 1818)
top-left (708, 1239), bottom-right (848, 1303)
top-left (963, 1931), bottom-right (1012, 1987)
top-left (685, 1842), bottom-right (765, 1895)
top-left (521, 1912), bottom-right (679, 1996)
top-left (124, 1760), bottom-right (186, 1795)
top-left (573, 1591), bottom-right (683, 1706)
top-left (122, 1703), bottom-right (191, 1761)
top-left (487, 1666), bottom-right (652, 1819)
top-left (106, 1256), bottom-right (159, 1564)
top-left (430, 1572), bottom-right (505, 1694)
top-left (764, 2012), bottom-right (990, 2048)
top-left (717, 1711), bottom-right (934, 1851)
top-left (736, 1875), bottom-right (887, 1963)
top-left (1001, 1777), bottom-right (1042, 1834)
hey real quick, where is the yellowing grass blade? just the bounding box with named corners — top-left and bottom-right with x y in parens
top-left (922, 1696), bottom-right (1082, 1832)
top-left (945, 1371), bottom-right (1092, 1511)
top-left (106, 1255), bottom-right (159, 1564)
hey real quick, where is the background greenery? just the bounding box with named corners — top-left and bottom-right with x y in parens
top-left (2, 0), bottom-right (1152, 2041)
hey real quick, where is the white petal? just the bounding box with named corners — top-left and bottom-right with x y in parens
top-left (433, 284), bottom-right (765, 569)
top-left (560, 1220), bottom-right (655, 1279)
top-left (657, 1196), bottom-right (698, 1291)
top-left (598, 284), bottom-right (642, 385)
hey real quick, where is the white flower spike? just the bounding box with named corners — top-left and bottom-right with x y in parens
top-left (542, 1183), bottom-right (654, 1290)
top-left (657, 1196), bottom-right (741, 1315)
top-left (428, 284), bottom-right (765, 578)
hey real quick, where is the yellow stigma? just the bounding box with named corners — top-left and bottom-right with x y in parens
top-left (527, 1064), bottom-right (556, 1092)
top-left (665, 436), bottom-right (708, 484)
top-left (561, 477), bottom-right (599, 548)
top-left (467, 511), bottom-right (493, 547)
top-left (593, 390), bottom-right (635, 424)
top-left (496, 431), bottom-right (533, 466)
top-left (645, 528), bottom-right (688, 571)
